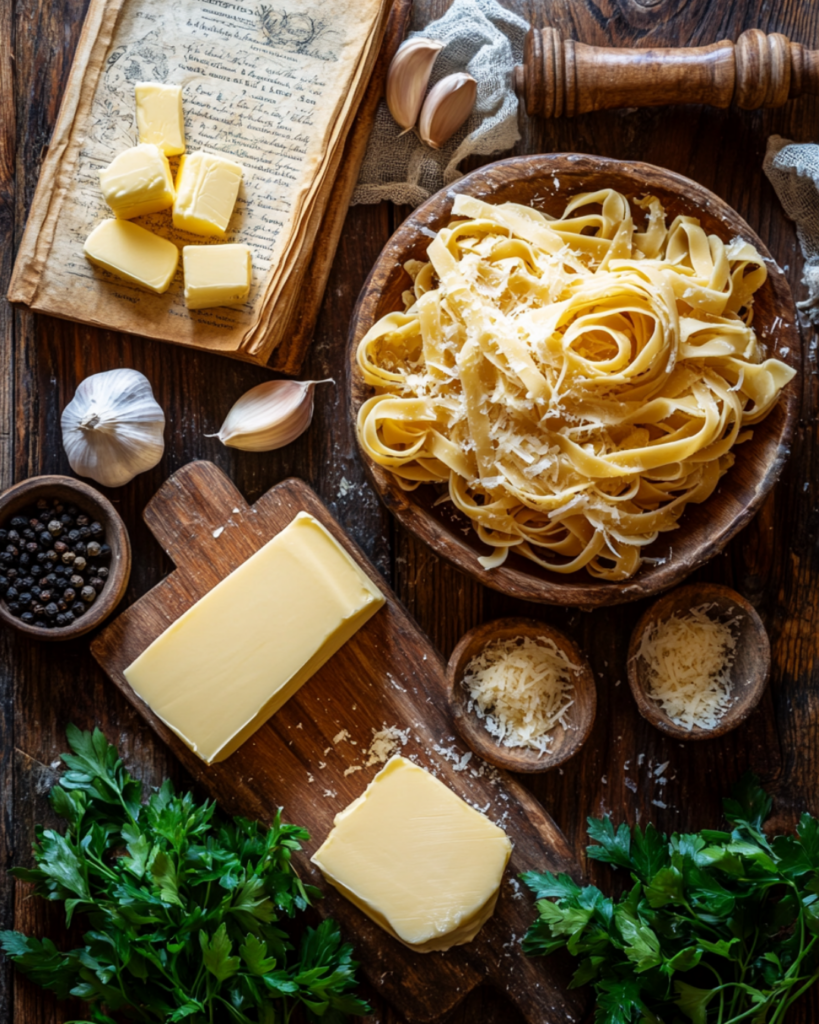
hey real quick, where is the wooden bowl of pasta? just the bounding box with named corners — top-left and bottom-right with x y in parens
top-left (348, 154), bottom-right (800, 607)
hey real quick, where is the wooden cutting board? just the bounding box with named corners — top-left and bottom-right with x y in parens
top-left (91, 461), bottom-right (586, 1024)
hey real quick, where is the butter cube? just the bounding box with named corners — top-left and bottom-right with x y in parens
top-left (84, 219), bottom-right (179, 294)
top-left (312, 756), bottom-right (512, 952)
top-left (135, 82), bottom-right (186, 156)
top-left (99, 144), bottom-right (175, 220)
top-left (183, 244), bottom-right (251, 310)
top-left (173, 150), bottom-right (243, 237)
top-left (123, 513), bottom-right (385, 764)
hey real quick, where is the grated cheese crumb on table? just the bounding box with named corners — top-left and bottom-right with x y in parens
top-left (462, 635), bottom-right (578, 754)
top-left (637, 604), bottom-right (738, 731)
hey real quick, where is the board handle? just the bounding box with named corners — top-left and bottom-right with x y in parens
top-left (142, 461), bottom-right (254, 571)
top-left (515, 26), bottom-right (819, 117)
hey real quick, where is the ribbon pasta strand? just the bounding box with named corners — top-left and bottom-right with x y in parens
top-left (356, 191), bottom-right (796, 581)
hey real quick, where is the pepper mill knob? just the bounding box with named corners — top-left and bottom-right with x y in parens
top-left (515, 27), bottom-right (819, 117)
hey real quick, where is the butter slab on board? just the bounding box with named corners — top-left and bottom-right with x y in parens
top-left (91, 461), bottom-right (584, 1024)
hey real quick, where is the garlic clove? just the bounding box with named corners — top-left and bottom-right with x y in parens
top-left (208, 379), bottom-right (333, 452)
top-left (61, 369), bottom-right (166, 488)
top-left (418, 72), bottom-right (477, 150)
top-left (386, 37), bottom-right (444, 131)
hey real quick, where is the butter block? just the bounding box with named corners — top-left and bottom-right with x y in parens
top-left (173, 150), bottom-right (243, 237)
top-left (183, 244), bottom-right (251, 310)
top-left (135, 82), bottom-right (186, 156)
top-left (123, 512), bottom-right (385, 764)
top-left (84, 219), bottom-right (179, 294)
top-left (99, 144), bottom-right (175, 220)
top-left (312, 756), bottom-right (512, 952)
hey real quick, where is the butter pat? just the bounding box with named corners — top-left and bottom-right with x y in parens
top-left (312, 756), bottom-right (512, 952)
top-left (135, 82), bottom-right (186, 156)
top-left (173, 150), bottom-right (243, 237)
top-left (183, 244), bottom-right (251, 310)
top-left (123, 512), bottom-right (385, 764)
top-left (99, 144), bottom-right (175, 220)
top-left (84, 219), bottom-right (179, 294)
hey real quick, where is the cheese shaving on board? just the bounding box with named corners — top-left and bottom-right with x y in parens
top-left (636, 604), bottom-right (738, 731)
top-left (356, 190), bottom-right (796, 580)
top-left (462, 635), bottom-right (578, 753)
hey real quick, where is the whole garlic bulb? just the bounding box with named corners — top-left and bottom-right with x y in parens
top-left (61, 369), bottom-right (166, 488)
top-left (208, 379), bottom-right (332, 452)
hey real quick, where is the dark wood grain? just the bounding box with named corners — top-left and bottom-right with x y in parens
top-left (91, 461), bottom-right (585, 1024)
top-left (626, 582), bottom-right (772, 740)
top-left (349, 152), bottom-right (801, 608)
top-left (4, 1), bottom-right (819, 1023)
top-left (447, 617), bottom-right (597, 772)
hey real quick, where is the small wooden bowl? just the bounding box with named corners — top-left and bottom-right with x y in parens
top-left (627, 583), bottom-right (770, 740)
top-left (447, 617), bottom-right (597, 772)
top-left (0, 475), bottom-right (131, 641)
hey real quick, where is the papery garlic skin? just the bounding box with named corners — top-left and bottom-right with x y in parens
top-left (418, 72), bottom-right (477, 149)
top-left (61, 369), bottom-right (166, 488)
top-left (386, 38), bottom-right (444, 131)
top-left (210, 379), bottom-right (332, 452)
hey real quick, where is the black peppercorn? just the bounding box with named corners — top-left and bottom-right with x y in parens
top-left (5, 587), bottom-right (17, 601)
top-left (89, 521), bottom-right (104, 537)
top-left (99, 544), bottom-right (111, 558)
top-left (63, 610), bottom-right (75, 625)
top-left (78, 526), bottom-right (91, 540)
top-left (22, 529), bottom-right (34, 541)
top-left (18, 553), bottom-right (30, 568)
top-left (20, 611), bottom-right (35, 625)
top-left (62, 588), bottom-right (76, 603)
top-left (6, 569), bottom-right (17, 579)
top-left (66, 529), bottom-right (80, 543)
top-left (32, 521), bottom-right (44, 534)
top-left (76, 514), bottom-right (89, 526)
top-left (53, 540), bottom-right (67, 555)
top-left (44, 603), bottom-right (58, 619)
top-left (90, 577), bottom-right (104, 593)
top-left (38, 510), bottom-right (51, 524)
top-left (18, 592), bottom-right (32, 606)
top-left (0, 580), bottom-right (8, 595)
top-left (73, 542), bottom-right (87, 557)
top-left (55, 613), bottom-right (67, 627)
top-left (25, 541), bottom-right (38, 554)
top-left (9, 516), bottom-right (27, 529)
top-left (80, 586), bottom-right (96, 604)
top-left (70, 574), bottom-right (84, 588)
top-left (86, 541), bottom-right (102, 558)
top-left (0, 553), bottom-right (13, 567)
top-left (61, 551), bottom-right (75, 565)
top-left (73, 555), bottom-right (87, 572)
top-left (0, 530), bottom-right (7, 543)
top-left (39, 532), bottom-right (53, 549)
top-left (6, 602), bottom-right (20, 614)
top-left (45, 550), bottom-right (58, 564)
top-left (31, 586), bottom-right (41, 599)
top-left (48, 520), bottom-right (63, 536)
top-left (34, 620), bottom-right (47, 628)
top-left (57, 600), bottom-right (67, 612)
top-left (60, 513), bottom-right (73, 527)
top-left (5, 544), bottom-right (18, 558)
top-left (71, 600), bottom-right (86, 616)
top-left (31, 602), bottom-right (44, 616)
top-left (39, 589), bottom-right (52, 602)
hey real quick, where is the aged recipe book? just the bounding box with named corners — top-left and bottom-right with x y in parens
top-left (8, 0), bottom-right (390, 366)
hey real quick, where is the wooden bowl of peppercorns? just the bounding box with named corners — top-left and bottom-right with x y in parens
top-left (0, 475), bottom-right (131, 641)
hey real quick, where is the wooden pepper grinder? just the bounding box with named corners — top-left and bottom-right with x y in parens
top-left (514, 27), bottom-right (819, 117)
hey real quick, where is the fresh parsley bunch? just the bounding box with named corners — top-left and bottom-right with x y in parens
top-left (522, 774), bottom-right (819, 1024)
top-left (0, 725), bottom-right (369, 1024)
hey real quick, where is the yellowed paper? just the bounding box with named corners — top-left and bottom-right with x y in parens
top-left (9, 0), bottom-right (387, 364)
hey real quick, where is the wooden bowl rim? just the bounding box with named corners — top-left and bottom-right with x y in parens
top-left (0, 474), bottom-right (132, 641)
top-left (348, 152), bottom-right (801, 608)
top-left (446, 616), bottom-right (597, 773)
top-left (626, 582), bottom-right (771, 740)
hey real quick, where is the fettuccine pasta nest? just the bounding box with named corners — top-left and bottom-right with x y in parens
top-left (356, 190), bottom-right (795, 580)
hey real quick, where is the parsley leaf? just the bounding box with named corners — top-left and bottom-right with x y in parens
top-left (0, 725), bottom-right (369, 1023)
top-left (522, 773), bottom-right (819, 1024)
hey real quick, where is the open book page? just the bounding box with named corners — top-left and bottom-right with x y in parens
top-left (9, 0), bottom-right (387, 363)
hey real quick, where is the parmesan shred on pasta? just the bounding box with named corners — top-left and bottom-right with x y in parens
top-left (355, 191), bottom-right (797, 580)
top-left (462, 635), bottom-right (579, 754)
top-left (637, 604), bottom-right (738, 731)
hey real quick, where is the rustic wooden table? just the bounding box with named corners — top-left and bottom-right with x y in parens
top-left (2, 0), bottom-right (818, 1022)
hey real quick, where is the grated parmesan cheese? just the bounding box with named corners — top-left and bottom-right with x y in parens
top-left (364, 725), bottom-right (409, 766)
top-left (462, 636), bottom-right (578, 754)
top-left (637, 605), bottom-right (738, 731)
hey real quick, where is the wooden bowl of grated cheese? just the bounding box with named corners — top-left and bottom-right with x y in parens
top-left (446, 617), bottom-right (597, 772)
top-left (627, 583), bottom-right (770, 740)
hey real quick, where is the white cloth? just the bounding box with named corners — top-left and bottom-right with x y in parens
top-left (352, 0), bottom-right (529, 207)
top-left (763, 135), bottom-right (819, 318)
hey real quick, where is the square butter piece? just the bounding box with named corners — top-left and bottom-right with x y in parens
top-left (99, 144), bottom-right (175, 220)
top-left (84, 219), bottom-right (179, 294)
top-left (123, 512), bottom-right (385, 765)
top-left (312, 756), bottom-right (512, 952)
top-left (173, 150), bottom-right (243, 237)
top-left (183, 244), bottom-right (251, 310)
top-left (135, 82), bottom-right (186, 156)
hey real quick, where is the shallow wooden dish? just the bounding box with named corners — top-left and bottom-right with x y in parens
top-left (627, 583), bottom-right (770, 740)
top-left (348, 153), bottom-right (801, 607)
top-left (0, 475), bottom-right (131, 641)
top-left (447, 617), bottom-right (597, 772)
